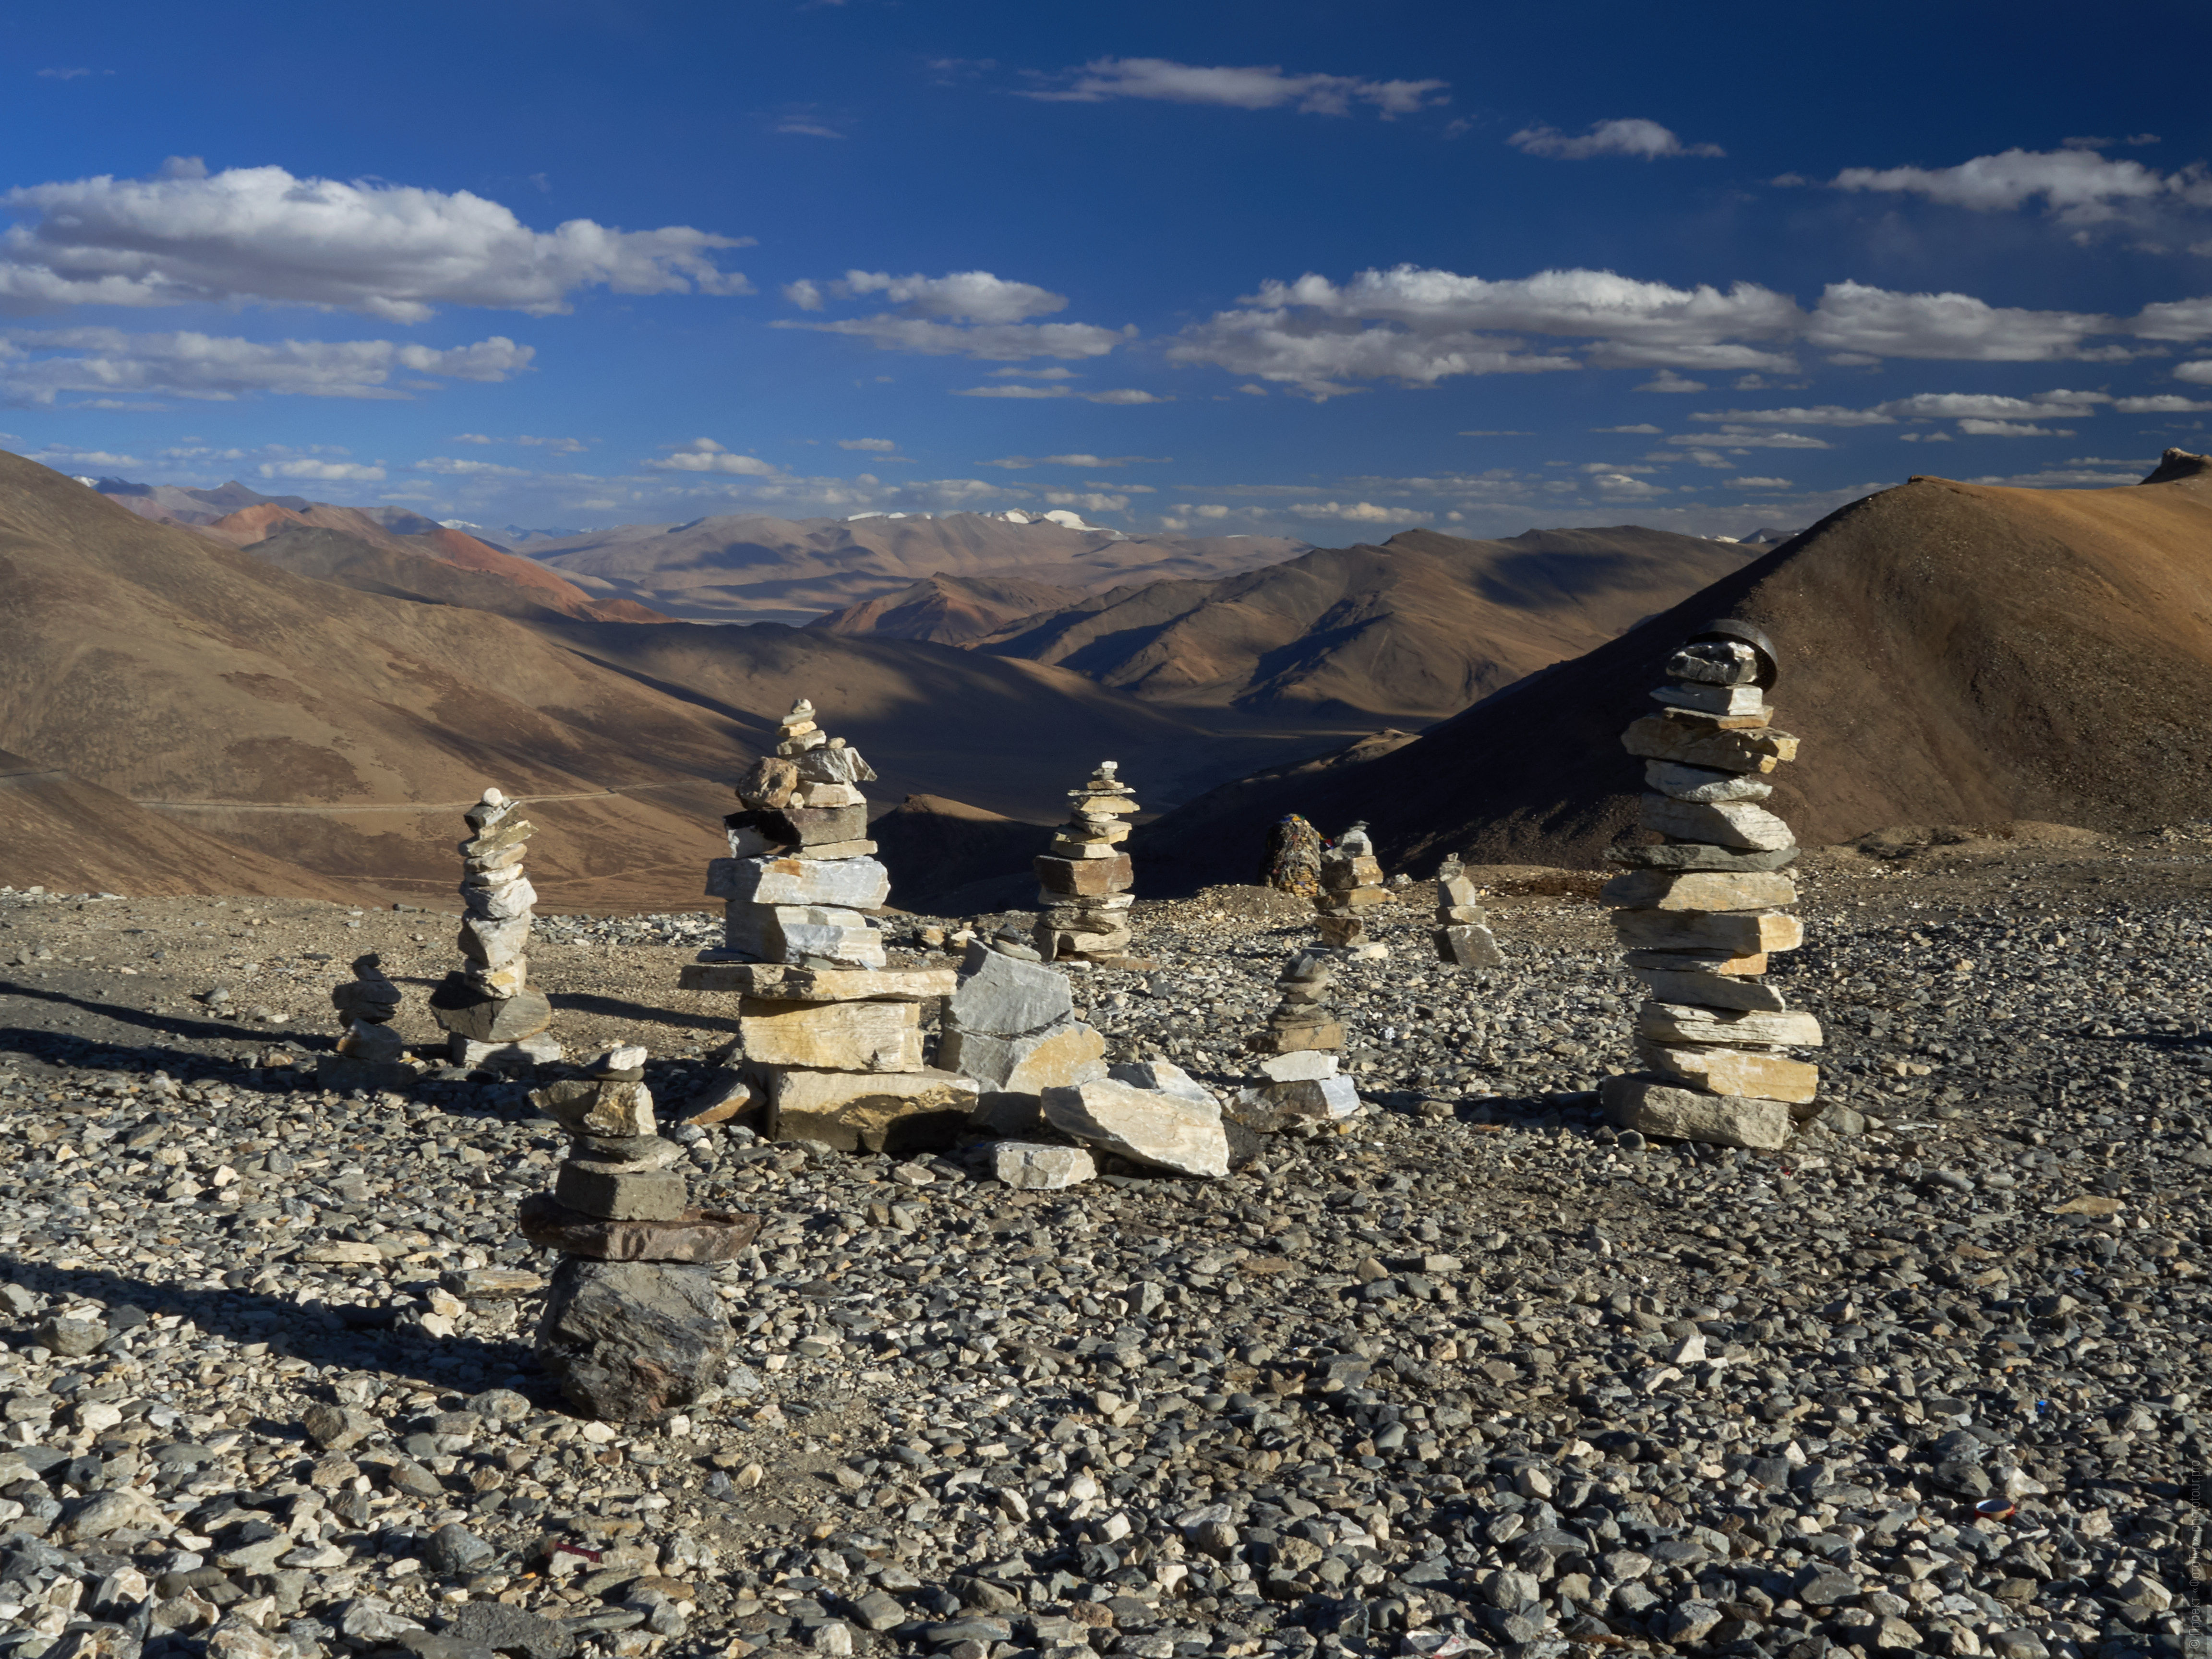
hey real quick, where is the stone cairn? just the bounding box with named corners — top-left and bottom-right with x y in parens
top-left (1315, 822), bottom-right (1389, 960)
top-left (429, 788), bottom-right (559, 1070)
top-left (1230, 950), bottom-right (1359, 1130)
top-left (1034, 761), bottom-right (1138, 963)
top-left (320, 954), bottom-right (415, 1091)
top-left (1598, 619), bottom-right (1821, 1150)
top-left (680, 698), bottom-right (978, 1152)
top-left (522, 1046), bottom-right (756, 1419)
top-left (1432, 854), bottom-right (1503, 968)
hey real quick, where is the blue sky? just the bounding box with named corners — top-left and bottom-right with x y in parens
top-left (3, 0), bottom-right (2210, 541)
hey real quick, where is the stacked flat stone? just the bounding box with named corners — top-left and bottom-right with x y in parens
top-left (1597, 619), bottom-right (1820, 1151)
top-left (1315, 822), bottom-right (1389, 959)
top-left (1034, 761), bottom-right (1138, 963)
top-left (319, 955), bottom-right (416, 1091)
top-left (712, 698), bottom-right (887, 967)
top-left (522, 1046), bottom-right (754, 1420)
top-left (1432, 855), bottom-right (1504, 968)
top-left (1231, 950), bottom-right (1359, 1130)
top-left (942, 939), bottom-right (1107, 1134)
top-left (429, 788), bottom-right (559, 1070)
top-left (681, 697), bottom-right (977, 1152)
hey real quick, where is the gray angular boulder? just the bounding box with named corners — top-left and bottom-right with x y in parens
top-left (533, 1259), bottom-right (731, 1420)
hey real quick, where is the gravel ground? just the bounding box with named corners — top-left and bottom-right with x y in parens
top-left (1, 827), bottom-right (2210, 1659)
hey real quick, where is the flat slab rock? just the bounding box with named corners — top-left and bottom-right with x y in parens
top-left (1043, 1064), bottom-right (1228, 1178)
top-left (533, 1258), bottom-right (732, 1421)
top-left (1600, 1072), bottom-right (1792, 1150)
top-left (518, 1194), bottom-right (759, 1261)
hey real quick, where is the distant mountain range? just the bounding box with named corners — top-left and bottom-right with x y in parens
top-left (1138, 450), bottom-right (2212, 890)
top-left (11, 462), bottom-right (1824, 904)
top-left (522, 512), bottom-right (1314, 625)
top-left (960, 525), bottom-right (1759, 723)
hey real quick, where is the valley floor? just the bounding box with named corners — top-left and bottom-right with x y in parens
top-left (0, 829), bottom-right (2209, 1659)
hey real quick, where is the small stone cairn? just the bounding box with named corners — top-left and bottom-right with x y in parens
top-left (319, 954), bottom-right (415, 1091)
top-left (1231, 950), bottom-right (1359, 1130)
top-left (680, 697), bottom-right (977, 1152)
top-left (1598, 619), bottom-right (1821, 1150)
top-left (522, 1046), bottom-right (756, 1419)
top-left (1034, 761), bottom-right (1138, 963)
top-left (1315, 823), bottom-right (1389, 959)
top-left (1432, 855), bottom-right (1504, 968)
top-left (429, 788), bottom-right (559, 1070)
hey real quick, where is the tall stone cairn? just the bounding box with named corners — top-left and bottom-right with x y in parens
top-left (429, 788), bottom-right (559, 1070)
top-left (678, 698), bottom-right (977, 1152)
top-left (1432, 855), bottom-right (1503, 968)
top-left (1034, 761), bottom-right (1138, 963)
top-left (1230, 950), bottom-right (1360, 1130)
top-left (1315, 822), bottom-right (1388, 959)
top-left (523, 1045), bottom-right (757, 1420)
top-left (1597, 619), bottom-right (1820, 1150)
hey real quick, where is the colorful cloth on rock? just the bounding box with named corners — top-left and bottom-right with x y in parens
top-left (1264, 814), bottom-right (1323, 897)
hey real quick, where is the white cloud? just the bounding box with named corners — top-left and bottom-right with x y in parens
top-left (1666, 426), bottom-right (1831, 450)
top-left (1827, 146), bottom-right (2212, 228)
top-left (25, 445), bottom-right (142, 469)
top-left (955, 383), bottom-right (1072, 398)
top-left (414, 456), bottom-right (530, 476)
top-left (982, 452), bottom-right (1167, 469)
top-left (985, 364), bottom-right (1079, 379)
top-left (450, 432), bottom-right (590, 453)
top-left (644, 437), bottom-right (781, 476)
top-left (1968, 465), bottom-right (2150, 487)
top-left (260, 457), bottom-right (385, 481)
top-left (1883, 390), bottom-right (2108, 420)
top-left (1730, 476), bottom-right (1792, 488)
top-left (825, 270), bottom-right (1065, 323)
top-left (2116, 393), bottom-right (2212, 412)
top-left (1043, 490), bottom-right (1128, 514)
top-left (1805, 280), bottom-right (2122, 362)
top-left (0, 326), bottom-right (532, 404)
top-left (2130, 296), bottom-right (2212, 340)
top-left (2177, 361), bottom-right (2212, 385)
top-left (949, 382), bottom-right (1166, 401)
top-left (1020, 57), bottom-right (1447, 119)
top-left (776, 314), bottom-right (1127, 361)
top-left (1508, 119), bottom-right (1723, 160)
top-left (1688, 403), bottom-right (1897, 427)
top-left (1957, 419), bottom-right (2071, 437)
top-left (838, 438), bottom-right (899, 451)
top-left (1289, 500), bottom-right (1408, 522)
top-left (1167, 265), bottom-right (2174, 395)
top-left (1587, 471), bottom-right (1669, 498)
top-left (1690, 389), bottom-right (2113, 427)
top-left (773, 270), bottom-right (1122, 362)
top-left (1592, 422), bottom-right (1662, 433)
top-left (0, 161), bottom-right (752, 322)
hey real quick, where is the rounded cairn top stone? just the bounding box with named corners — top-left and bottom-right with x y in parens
top-left (1691, 618), bottom-right (1778, 685)
top-left (601, 1044), bottom-right (649, 1072)
top-left (481, 788), bottom-right (506, 805)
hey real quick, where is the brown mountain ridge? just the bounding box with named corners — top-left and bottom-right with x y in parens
top-left (971, 526), bottom-right (1759, 722)
top-left (1136, 451), bottom-right (2212, 889)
